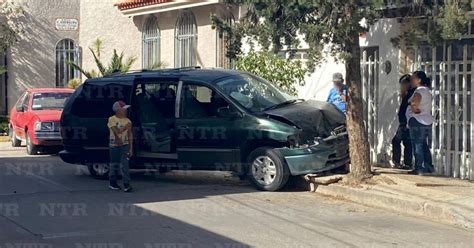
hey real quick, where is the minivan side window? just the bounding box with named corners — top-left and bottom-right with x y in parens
top-left (71, 84), bottom-right (132, 118)
top-left (180, 84), bottom-right (230, 119)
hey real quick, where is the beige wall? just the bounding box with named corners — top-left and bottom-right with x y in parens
top-left (79, 0), bottom-right (142, 73)
top-left (79, 1), bottom-right (237, 71)
top-left (7, 0), bottom-right (80, 112)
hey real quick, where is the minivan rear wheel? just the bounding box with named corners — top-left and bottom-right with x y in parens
top-left (88, 164), bottom-right (109, 180)
top-left (247, 147), bottom-right (290, 191)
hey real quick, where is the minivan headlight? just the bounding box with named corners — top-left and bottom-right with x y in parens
top-left (35, 121), bottom-right (53, 131)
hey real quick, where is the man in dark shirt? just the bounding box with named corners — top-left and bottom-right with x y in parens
top-left (391, 74), bottom-right (415, 169)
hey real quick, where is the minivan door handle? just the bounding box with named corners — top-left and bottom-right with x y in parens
top-left (177, 125), bottom-right (189, 130)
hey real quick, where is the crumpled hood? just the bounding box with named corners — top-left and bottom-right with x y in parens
top-left (264, 100), bottom-right (346, 142)
top-left (33, 110), bottom-right (63, 122)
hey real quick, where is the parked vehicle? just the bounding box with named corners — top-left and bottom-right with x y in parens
top-left (9, 88), bottom-right (74, 155)
top-left (59, 68), bottom-right (349, 191)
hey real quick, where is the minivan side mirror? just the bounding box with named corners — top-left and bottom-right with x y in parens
top-left (217, 106), bottom-right (242, 118)
top-left (16, 105), bottom-right (24, 112)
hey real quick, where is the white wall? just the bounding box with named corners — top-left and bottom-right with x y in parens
top-left (360, 18), bottom-right (401, 163)
top-left (297, 51), bottom-right (345, 101)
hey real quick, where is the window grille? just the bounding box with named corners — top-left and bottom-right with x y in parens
top-left (56, 39), bottom-right (80, 87)
top-left (143, 15), bottom-right (161, 69)
top-left (175, 10), bottom-right (198, 68)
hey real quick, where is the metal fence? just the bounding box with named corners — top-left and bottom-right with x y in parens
top-left (361, 48), bottom-right (380, 165)
top-left (411, 40), bottom-right (474, 180)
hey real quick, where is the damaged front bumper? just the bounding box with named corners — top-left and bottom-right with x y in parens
top-left (276, 132), bottom-right (350, 176)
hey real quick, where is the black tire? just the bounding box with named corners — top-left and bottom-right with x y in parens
top-left (9, 126), bottom-right (21, 147)
top-left (247, 147), bottom-right (290, 191)
top-left (25, 131), bottom-right (38, 155)
top-left (87, 164), bottom-right (110, 180)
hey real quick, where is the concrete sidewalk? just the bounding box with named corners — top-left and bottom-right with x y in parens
top-left (311, 168), bottom-right (474, 230)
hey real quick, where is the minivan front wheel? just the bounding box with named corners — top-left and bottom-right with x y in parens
top-left (88, 164), bottom-right (109, 180)
top-left (247, 147), bottom-right (290, 191)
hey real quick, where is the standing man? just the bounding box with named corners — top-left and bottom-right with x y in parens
top-left (391, 74), bottom-right (414, 169)
top-left (327, 72), bottom-right (347, 113)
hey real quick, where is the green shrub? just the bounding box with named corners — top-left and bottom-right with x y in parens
top-left (0, 116), bottom-right (9, 135)
top-left (68, 78), bottom-right (82, 89)
top-left (235, 51), bottom-right (308, 96)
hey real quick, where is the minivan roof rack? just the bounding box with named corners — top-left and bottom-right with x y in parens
top-left (102, 66), bottom-right (202, 78)
top-left (139, 66), bottom-right (201, 73)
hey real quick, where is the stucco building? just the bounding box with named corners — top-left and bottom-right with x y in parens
top-left (1, 0), bottom-right (80, 115)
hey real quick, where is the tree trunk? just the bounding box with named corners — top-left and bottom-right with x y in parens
top-left (345, 34), bottom-right (372, 182)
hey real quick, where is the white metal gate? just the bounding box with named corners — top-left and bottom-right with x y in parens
top-left (361, 48), bottom-right (380, 164)
top-left (412, 40), bottom-right (474, 180)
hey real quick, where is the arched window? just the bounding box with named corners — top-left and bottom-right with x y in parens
top-left (143, 15), bottom-right (160, 69)
top-left (56, 39), bottom-right (80, 87)
top-left (216, 12), bottom-right (235, 69)
top-left (175, 10), bottom-right (198, 68)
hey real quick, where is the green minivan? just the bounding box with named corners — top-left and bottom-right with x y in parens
top-left (60, 68), bottom-right (349, 191)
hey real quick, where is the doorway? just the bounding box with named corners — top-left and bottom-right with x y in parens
top-left (132, 79), bottom-right (179, 159)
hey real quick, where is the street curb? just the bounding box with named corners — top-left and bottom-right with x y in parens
top-left (315, 184), bottom-right (474, 230)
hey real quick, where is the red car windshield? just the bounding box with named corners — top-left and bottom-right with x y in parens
top-left (31, 92), bottom-right (72, 110)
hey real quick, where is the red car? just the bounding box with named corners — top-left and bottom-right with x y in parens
top-left (9, 88), bottom-right (74, 155)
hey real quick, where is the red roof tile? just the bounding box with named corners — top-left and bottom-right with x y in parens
top-left (115, 0), bottom-right (172, 11)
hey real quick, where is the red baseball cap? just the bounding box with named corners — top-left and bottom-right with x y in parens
top-left (112, 100), bottom-right (131, 112)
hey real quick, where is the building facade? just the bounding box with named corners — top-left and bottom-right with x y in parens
top-left (79, 0), bottom-right (239, 74)
top-left (1, 0), bottom-right (80, 115)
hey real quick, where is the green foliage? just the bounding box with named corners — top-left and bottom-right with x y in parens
top-left (436, 1), bottom-right (470, 40)
top-left (214, 1), bottom-right (384, 69)
top-left (68, 38), bottom-right (137, 78)
top-left (235, 51), bottom-right (308, 95)
top-left (392, 0), bottom-right (472, 47)
top-left (0, 116), bottom-right (8, 135)
top-left (0, 1), bottom-right (25, 75)
top-left (146, 61), bottom-right (167, 70)
top-left (67, 78), bottom-right (82, 89)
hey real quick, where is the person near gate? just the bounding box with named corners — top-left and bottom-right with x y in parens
top-left (327, 72), bottom-right (347, 113)
top-left (407, 71), bottom-right (434, 175)
top-left (390, 74), bottom-right (415, 169)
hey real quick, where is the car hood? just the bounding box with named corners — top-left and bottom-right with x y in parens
top-left (263, 100), bottom-right (346, 143)
top-left (32, 110), bottom-right (63, 122)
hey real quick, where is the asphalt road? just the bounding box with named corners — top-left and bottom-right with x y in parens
top-left (1, 143), bottom-right (473, 248)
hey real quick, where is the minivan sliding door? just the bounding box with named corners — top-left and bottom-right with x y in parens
top-left (132, 78), bottom-right (179, 159)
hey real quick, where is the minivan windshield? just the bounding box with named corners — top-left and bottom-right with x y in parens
top-left (215, 73), bottom-right (296, 112)
top-left (32, 92), bottom-right (72, 111)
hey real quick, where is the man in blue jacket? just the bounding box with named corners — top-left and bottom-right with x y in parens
top-left (327, 72), bottom-right (347, 113)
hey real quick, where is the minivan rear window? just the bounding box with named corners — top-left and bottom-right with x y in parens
top-left (71, 84), bottom-right (132, 118)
